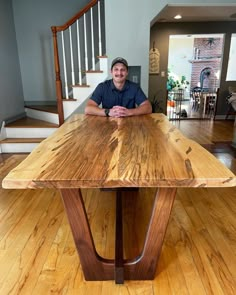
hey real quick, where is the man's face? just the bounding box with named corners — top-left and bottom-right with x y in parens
top-left (111, 63), bottom-right (128, 83)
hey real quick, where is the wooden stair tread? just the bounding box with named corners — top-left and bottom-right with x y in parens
top-left (25, 105), bottom-right (58, 114)
top-left (72, 84), bottom-right (90, 88)
top-left (86, 70), bottom-right (103, 73)
top-left (5, 117), bottom-right (59, 128)
top-left (0, 138), bottom-right (45, 144)
top-left (63, 98), bottom-right (77, 101)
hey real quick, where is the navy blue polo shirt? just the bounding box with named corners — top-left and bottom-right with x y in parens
top-left (90, 79), bottom-right (147, 109)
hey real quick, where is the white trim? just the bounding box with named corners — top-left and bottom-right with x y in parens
top-left (0, 121), bottom-right (6, 140)
top-left (1, 143), bottom-right (39, 153)
top-left (5, 127), bottom-right (57, 138)
top-left (25, 108), bottom-right (59, 125)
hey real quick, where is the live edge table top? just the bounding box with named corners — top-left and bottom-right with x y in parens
top-left (2, 113), bottom-right (236, 189)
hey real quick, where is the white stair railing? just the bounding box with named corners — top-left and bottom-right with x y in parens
top-left (51, 0), bottom-right (105, 125)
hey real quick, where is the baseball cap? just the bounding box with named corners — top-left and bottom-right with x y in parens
top-left (111, 57), bottom-right (128, 69)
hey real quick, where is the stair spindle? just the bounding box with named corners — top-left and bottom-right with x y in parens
top-left (76, 20), bottom-right (82, 85)
top-left (69, 26), bottom-right (75, 85)
top-left (90, 7), bottom-right (95, 70)
top-left (98, 0), bottom-right (102, 56)
top-left (84, 14), bottom-right (88, 71)
top-left (61, 31), bottom-right (69, 99)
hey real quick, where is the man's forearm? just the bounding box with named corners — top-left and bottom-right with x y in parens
top-left (84, 105), bottom-right (106, 116)
top-left (129, 101), bottom-right (152, 116)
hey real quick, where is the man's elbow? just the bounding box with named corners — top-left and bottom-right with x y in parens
top-left (84, 106), bottom-right (89, 115)
top-left (147, 104), bottom-right (152, 114)
top-left (145, 101), bottom-right (152, 114)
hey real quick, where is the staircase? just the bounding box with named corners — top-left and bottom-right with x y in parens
top-left (0, 56), bottom-right (108, 153)
top-left (0, 0), bottom-right (108, 154)
top-left (0, 104), bottom-right (59, 153)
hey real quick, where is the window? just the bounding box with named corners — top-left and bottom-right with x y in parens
top-left (226, 34), bottom-right (236, 81)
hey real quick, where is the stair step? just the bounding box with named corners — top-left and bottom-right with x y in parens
top-left (5, 117), bottom-right (59, 128)
top-left (86, 70), bottom-right (103, 73)
top-left (72, 84), bottom-right (90, 88)
top-left (63, 98), bottom-right (77, 101)
top-left (25, 105), bottom-right (58, 114)
top-left (0, 138), bottom-right (45, 144)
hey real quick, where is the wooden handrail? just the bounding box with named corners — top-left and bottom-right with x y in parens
top-left (51, 27), bottom-right (64, 126)
top-left (52, 0), bottom-right (97, 32)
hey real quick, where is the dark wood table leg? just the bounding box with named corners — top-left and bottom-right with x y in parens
top-left (60, 188), bottom-right (115, 281)
top-left (60, 187), bottom-right (176, 282)
top-left (123, 188), bottom-right (177, 280)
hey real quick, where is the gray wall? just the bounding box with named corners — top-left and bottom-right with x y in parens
top-left (149, 21), bottom-right (236, 116)
top-left (0, 0), bottom-right (25, 126)
top-left (12, 0), bottom-right (90, 103)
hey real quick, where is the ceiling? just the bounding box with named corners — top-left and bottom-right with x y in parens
top-left (152, 4), bottom-right (236, 24)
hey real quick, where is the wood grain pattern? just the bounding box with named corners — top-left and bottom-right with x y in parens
top-left (0, 153), bottom-right (236, 293)
top-left (2, 114), bottom-right (236, 189)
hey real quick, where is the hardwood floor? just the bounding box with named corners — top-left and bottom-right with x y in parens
top-left (0, 120), bottom-right (235, 294)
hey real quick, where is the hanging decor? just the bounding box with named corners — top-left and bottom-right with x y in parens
top-left (149, 42), bottom-right (160, 74)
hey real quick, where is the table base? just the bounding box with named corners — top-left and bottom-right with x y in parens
top-left (60, 187), bottom-right (176, 283)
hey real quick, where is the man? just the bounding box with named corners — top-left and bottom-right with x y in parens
top-left (84, 57), bottom-right (152, 117)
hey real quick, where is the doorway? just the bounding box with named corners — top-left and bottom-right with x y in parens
top-left (167, 34), bottom-right (224, 120)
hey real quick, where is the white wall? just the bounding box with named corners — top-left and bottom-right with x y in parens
top-left (168, 37), bottom-right (194, 92)
top-left (105, 0), bottom-right (165, 95)
top-left (105, 0), bottom-right (236, 96)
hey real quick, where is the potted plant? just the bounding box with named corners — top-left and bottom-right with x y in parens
top-left (167, 70), bottom-right (189, 91)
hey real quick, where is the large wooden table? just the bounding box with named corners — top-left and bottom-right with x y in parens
top-left (2, 114), bottom-right (236, 283)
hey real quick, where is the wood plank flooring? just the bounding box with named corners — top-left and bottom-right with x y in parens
top-left (0, 120), bottom-right (236, 294)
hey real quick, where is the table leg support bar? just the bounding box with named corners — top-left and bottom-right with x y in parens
top-left (115, 190), bottom-right (124, 284)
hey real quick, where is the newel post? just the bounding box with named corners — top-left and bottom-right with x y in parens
top-left (51, 26), bottom-right (64, 126)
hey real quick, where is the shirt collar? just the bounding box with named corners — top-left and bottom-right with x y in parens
top-left (111, 80), bottom-right (130, 91)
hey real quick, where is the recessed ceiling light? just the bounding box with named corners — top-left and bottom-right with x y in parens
top-left (174, 14), bottom-right (182, 19)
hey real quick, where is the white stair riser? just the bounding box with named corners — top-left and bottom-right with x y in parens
top-left (67, 69), bottom-right (108, 119)
top-left (25, 108), bottom-right (59, 125)
top-left (64, 86), bottom-right (97, 119)
top-left (99, 58), bottom-right (108, 72)
top-left (1, 143), bottom-right (39, 153)
top-left (72, 86), bottom-right (96, 99)
top-left (6, 128), bottom-right (57, 138)
top-left (86, 72), bottom-right (107, 87)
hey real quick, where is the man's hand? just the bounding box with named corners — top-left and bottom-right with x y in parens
top-left (109, 106), bottom-right (131, 117)
top-left (85, 99), bottom-right (152, 117)
top-left (110, 100), bottom-right (152, 117)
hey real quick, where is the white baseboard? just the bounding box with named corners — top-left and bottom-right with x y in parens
top-left (25, 108), bottom-right (59, 125)
top-left (1, 142), bottom-right (38, 153)
top-left (5, 127), bottom-right (57, 138)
